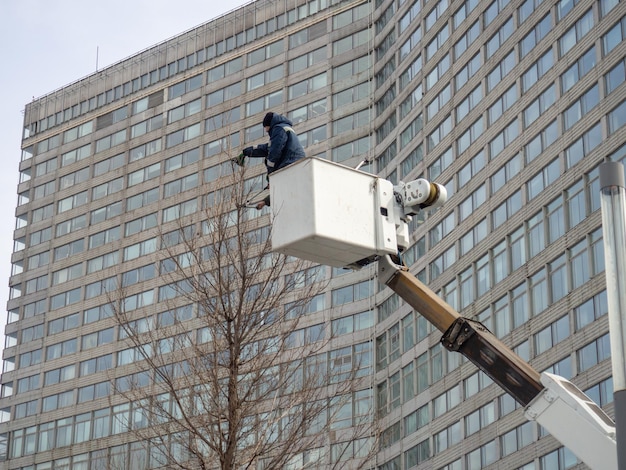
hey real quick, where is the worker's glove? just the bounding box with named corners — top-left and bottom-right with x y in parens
top-left (242, 147), bottom-right (254, 157)
top-left (234, 153), bottom-right (246, 166)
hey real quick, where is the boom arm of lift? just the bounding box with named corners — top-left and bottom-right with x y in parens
top-left (378, 254), bottom-right (617, 470)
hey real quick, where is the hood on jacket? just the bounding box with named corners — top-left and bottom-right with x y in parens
top-left (267, 113), bottom-right (293, 128)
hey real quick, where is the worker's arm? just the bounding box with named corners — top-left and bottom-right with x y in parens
top-left (265, 126), bottom-right (288, 173)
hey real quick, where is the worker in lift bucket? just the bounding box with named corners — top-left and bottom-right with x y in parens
top-left (235, 112), bottom-right (306, 209)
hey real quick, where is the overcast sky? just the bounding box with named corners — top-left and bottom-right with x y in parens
top-left (0, 0), bottom-right (250, 338)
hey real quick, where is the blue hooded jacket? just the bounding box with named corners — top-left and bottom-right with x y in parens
top-left (256, 113), bottom-right (306, 174)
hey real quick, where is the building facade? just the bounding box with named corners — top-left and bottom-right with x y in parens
top-left (1, 0), bottom-right (626, 468)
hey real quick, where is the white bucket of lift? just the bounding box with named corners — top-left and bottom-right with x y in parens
top-left (269, 157), bottom-right (398, 268)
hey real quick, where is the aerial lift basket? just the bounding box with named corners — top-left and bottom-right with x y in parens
top-left (269, 157), bottom-right (398, 268)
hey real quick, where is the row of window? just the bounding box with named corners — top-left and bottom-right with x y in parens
top-left (8, 340), bottom-right (373, 457)
top-left (24, 0), bottom-right (341, 139)
top-left (378, 370), bottom-right (611, 470)
top-left (434, 141), bottom-right (626, 289)
top-left (376, 0), bottom-right (622, 191)
top-left (377, 291), bottom-right (609, 419)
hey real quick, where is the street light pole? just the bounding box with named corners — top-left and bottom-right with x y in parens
top-left (599, 161), bottom-right (626, 470)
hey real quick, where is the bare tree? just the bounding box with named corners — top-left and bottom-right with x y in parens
top-left (109, 158), bottom-right (377, 469)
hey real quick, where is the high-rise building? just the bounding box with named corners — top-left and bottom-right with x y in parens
top-left (1, 0), bottom-right (625, 468)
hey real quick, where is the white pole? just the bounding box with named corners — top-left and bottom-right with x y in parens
top-left (599, 161), bottom-right (626, 470)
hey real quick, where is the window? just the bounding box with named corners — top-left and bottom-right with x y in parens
top-left (34, 180), bottom-right (56, 199)
top-left (608, 100), bottom-right (626, 135)
top-left (166, 123), bottom-right (201, 148)
top-left (35, 157), bottom-right (57, 177)
top-left (82, 328), bottom-right (114, 350)
top-left (334, 109), bottom-right (370, 136)
top-left (557, 0), bottom-right (581, 20)
top-left (85, 277), bottom-right (117, 299)
top-left (524, 84), bottom-right (555, 129)
top-left (247, 66), bottom-right (283, 92)
top-left (165, 148), bottom-right (199, 173)
top-left (45, 338), bottom-right (77, 360)
top-left (525, 120), bottom-right (558, 163)
top-left (338, 83), bottom-right (370, 111)
top-left (540, 446), bottom-right (579, 469)
top-left (509, 228), bottom-right (527, 275)
top-left (92, 177), bottom-right (123, 200)
top-left (333, 55), bottom-right (370, 82)
top-left (454, 52), bottom-right (482, 91)
top-left (487, 50), bottom-right (515, 92)
top-left (124, 238), bottom-right (157, 262)
top-left (522, 49), bottom-right (554, 93)
top-left (456, 84), bottom-right (483, 124)
top-left (95, 129), bottom-right (126, 153)
top-left (55, 214), bottom-right (87, 238)
top-left (127, 187), bottom-right (159, 211)
top-left (249, 40), bottom-right (284, 66)
top-left (63, 121), bottom-right (93, 143)
top-left (575, 290), bottom-right (607, 329)
top-left (131, 115), bottom-right (163, 138)
top-left (52, 263), bottom-right (82, 285)
top-left (527, 158), bottom-right (560, 200)
top-left (426, 24), bottom-right (449, 61)
top-left (129, 138), bottom-right (161, 162)
top-left (427, 115), bottom-right (453, 153)
top-left (465, 401), bottom-right (495, 435)
top-left (162, 199), bottom-right (198, 223)
top-left (559, 9), bottom-right (594, 58)
top-left (168, 74), bottom-right (203, 99)
top-left (434, 422), bottom-right (462, 453)
top-left (585, 377), bottom-right (614, 408)
top-left (91, 201), bottom-right (123, 225)
top-left (434, 384), bottom-right (462, 417)
top-left (332, 280), bottom-right (372, 306)
top-left (400, 25), bottom-right (422, 62)
top-left (425, 0), bottom-right (449, 31)
top-left (459, 185), bottom-right (486, 221)
top-left (577, 333), bottom-right (610, 372)
top-left (89, 226), bottom-right (120, 249)
top-left (563, 84), bottom-right (599, 131)
top-left (59, 167), bottom-right (89, 189)
top-left (501, 422), bottom-right (534, 456)
top-left (455, 21), bottom-right (479, 59)
top-left (58, 191), bottom-right (88, 214)
top-left (404, 404), bottom-right (429, 437)
top-left (460, 219), bottom-right (487, 256)
top-left (547, 195), bottom-right (565, 243)
top-left (520, 14), bottom-right (551, 58)
top-left (245, 91), bottom-right (283, 118)
top-left (206, 83), bottom-right (241, 107)
top-left (535, 315), bottom-right (569, 355)
top-left (484, 0), bottom-right (510, 26)
top-left (425, 54), bottom-right (450, 91)
top-left (491, 153), bottom-right (521, 194)
top-left (48, 313), bottom-right (79, 335)
top-left (125, 213), bottom-right (158, 236)
top-left (457, 118), bottom-right (483, 155)
top-left (603, 17), bottom-right (626, 56)
top-left (44, 364), bottom-right (76, 385)
top-left (486, 16), bottom-right (513, 58)
top-left (490, 119), bottom-right (519, 159)
top-left (78, 381), bottom-right (111, 403)
top-left (288, 73), bottom-right (327, 99)
top-left (128, 163), bottom-right (160, 187)
top-left (562, 47), bottom-right (596, 93)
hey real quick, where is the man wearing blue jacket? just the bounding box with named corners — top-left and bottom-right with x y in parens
top-left (238, 112), bottom-right (306, 209)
